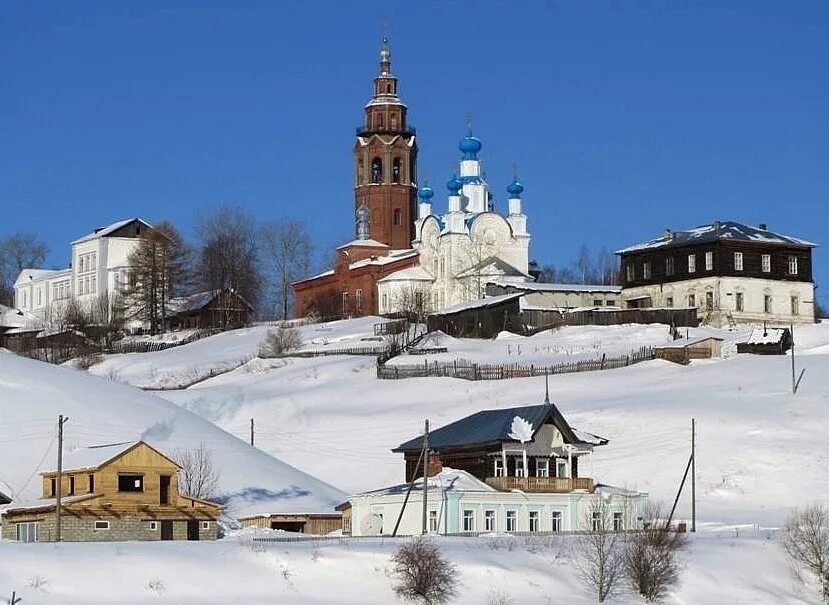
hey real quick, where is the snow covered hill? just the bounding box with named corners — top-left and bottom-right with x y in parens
top-left (0, 351), bottom-right (346, 518)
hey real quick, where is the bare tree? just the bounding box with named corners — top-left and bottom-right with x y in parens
top-left (195, 206), bottom-right (261, 313)
top-left (781, 503), bottom-right (829, 602)
top-left (624, 504), bottom-right (686, 602)
top-left (90, 291), bottom-right (127, 348)
top-left (390, 537), bottom-right (459, 605)
top-left (173, 444), bottom-right (220, 500)
top-left (259, 218), bottom-right (314, 320)
top-left (573, 497), bottom-right (626, 603)
top-left (0, 232), bottom-right (49, 305)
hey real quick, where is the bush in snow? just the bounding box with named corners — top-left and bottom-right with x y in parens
top-left (390, 537), bottom-right (459, 605)
top-left (75, 353), bottom-right (102, 371)
top-left (781, 503), bottom-right (829, 602)
top-left (258, 326), bottom-right (301, 357)
top-left (572, 498), bottom-right (625, 603)
top-left (623, 505), bottom-right (686, 602)
top-left (488, 588), bottom-right (514, 605)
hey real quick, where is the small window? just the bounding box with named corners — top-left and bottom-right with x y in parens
top-left (706, 291), bottom-right (714, 310)
top-left (788, 256), bottom-right (798, 275)
top-left (429, 510), bottom-right (438, 533)
top-left (341, 291), bottom-right (349, 316)
top-left (551, 511), bottom-right (562, 532)
top-left (535, 459), bottom-right (549, 478)
top-left (556, 459), bottom-right (567, 479)
top-left (688, 294), bottom-right (696, 307)
top-left (50, 477), bottom-right (56, 497)
top-left (642, 262), bottom-right (652, 280)
top-left (493, 458), bottom-right (505, 477)
top-left (69, 475), bottom-right (75, 496)
top-left (626, 264), bottom-right (635, 282)
top-left (764, 294), bottom-right (773, 314)
top-left (462, 510), bottom-right (475, 532)
top-left (529, 511), bottom-right (540, 532)
top-left (688, 254), bottom-right (696, 273)
top-left (201, 521), bottom-right (210, 530)
top-left (613, 512), bottom-right (623, 532)
top-left (735, 292), bottom-right (744, 312)
top-left (484, 510), bottom-right (496, 532)
top-left (118, 474), bottom-right (144, 492)
top-left (506, 510), bottom-right (517, 532)
top-left (734, 252), bottom-right (743, 271)
top-left (665, 256), bottom-right (674, 276)
top-left (791, 296), bottom-right (799, 316)
top-left (88, 473), bottom-right (95, 493)
top-left (705, 251), bottom-right (713, 271)
top-left (591, 512), bottom-right (602, 532)
top-left (393, 208), bottom-right (402, 226)
top-left (762, 254), bottom-right (771, 273)
top-left (94, 520), bottom-right (110, 530)
top-left (593, 299), bottom-right (602, 307)
top-left (16, 521), bottom-right (38, 542)
top-left (666, 296), bottom-right (674, 308)
top-left (149, 521), bottom-right (158, 531)
top-left (606, 300), bottom-right (615, 306)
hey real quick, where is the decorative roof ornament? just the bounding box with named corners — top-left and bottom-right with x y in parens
top-left (380, 34), bottom-right (391, 74)
top-left (459, 115), bottom-right (482, 160)
top-left (446, 174), bottom-right (463, 195)
top-left (418, 181), bottom-right (435, 201)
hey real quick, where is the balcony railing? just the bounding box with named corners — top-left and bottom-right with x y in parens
top-left (485, 476), bottom-right (594, 493)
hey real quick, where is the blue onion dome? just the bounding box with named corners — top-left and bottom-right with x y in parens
top-left (507, 177), bottom-right (524, 197)
top-left (447, 174), bottom-right (463, 194)
top-left (418, 183), bottom-right (435, 201)
top-left (459, 133), bottom-right (482, 159)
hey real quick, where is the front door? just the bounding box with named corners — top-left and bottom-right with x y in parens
top-left (187, 520), bottom-right (199, 541)
top-left (159, 475), bottom-right (170, 505)
top-left (160, 520), bottom-right (174, 541)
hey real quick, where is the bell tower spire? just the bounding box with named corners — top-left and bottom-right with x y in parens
top-left (353, 35), bottom-right (418, 249)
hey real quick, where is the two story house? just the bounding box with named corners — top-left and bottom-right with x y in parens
top-left (342, 402), bottom-right (647, 536)
top-left (616, 221), bottom-right (816, 327)
top-left (1, 441), bottom-right (220, 542)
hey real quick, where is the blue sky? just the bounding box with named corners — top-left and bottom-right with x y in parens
top-left (2, 2), bottom-right (827, 298)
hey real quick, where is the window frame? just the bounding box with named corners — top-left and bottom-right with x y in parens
top-left (788, 255), bottom-right (798, 275)
top-left (626, 264), bottom-right (635, 282)
top-left (201, 521), bottom-right (210, 530)
top-left (761, 254), bottom-right (771, 273)
top-left (493, 458), bottom-right (505, 478)
top-left (642, 261), bottom-right (652, 280)
top-left (429, 510), bottom-right (439, 533)
top-left (149, 521), bottom-right (158, 531)
top-left (735, 292), bottom-right (744, 312)
top-left (688, 294), bottom-right (696, 307)
top-left (529, 510), bottom-right (540, 532)
top-left (505, 510), bottom-right (517, 532)
top-left (734, 252), bottom-right (743, 271)
top-left (705, 251), bottom-right (713, 271)
top-left (613, 512), bottom-right (623, 532)
top-left (791, 296), bottom-right (800, 316)
top-left (514, 457), bottom-right (526, 478)
top-left (551, 511), bottom-right (562, 532)
top-left (665, 256), bottom-right (674, 277)
top-left (535, 458), bottom-right (549, 478)
top-left (484, 510), bottom-right (496, 532)
top-left (462, 509), bottom-right (475, 533)
top-left (16, 521), bottom-right (38, 542)
top-left (764, 294), bottom-right (773, 314)
top-left (591, 512), bottom-right (602, 532)
top-left (94, 520), bottom-right (111, 531)
top-left (117, 473), bottom-right (145, 493)
top-left (688, 254), bottom-right (696, 273)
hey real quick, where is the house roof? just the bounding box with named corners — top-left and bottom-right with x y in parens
top-left (14, 268), bottom-right (71, 286)
top-left (167, 288), bottom-right (254, 315)
top-left (742, 327), bottom-right (789, 345)
top-left (393, 403), bottom-right (607, 453)
top-left (336, 238), bottom-right (390, 250)
top-left (2, 493), bottom-right (100, 514)
top-left (616, 221), bottom-right (816, 255)
top-left (488, 280), bottom-right (622, 294)
top-left (45, 440), bottom-right (179, 474)
top-left (428, 293), bottom-right (524, 317)
top-left (350, 468), bottom-right (496, 499)
top-left (377, 265), bottom-right (435, 283)
top-left (455, 256), bottom-right (530, 280)
top-left (348, 249), bottom-right (418, 270)
top-left (71, 218), bottom-right (153, 244)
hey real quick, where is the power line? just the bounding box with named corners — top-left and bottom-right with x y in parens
top-left (14, 432), bottom-right (58, 498)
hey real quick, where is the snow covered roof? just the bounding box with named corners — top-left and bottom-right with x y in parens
top-left (351, 468), bottom-right (496, 499)
top-left (489, 280), bottom-right (622, 294)
top-left (14, 268), bottom-right (70, 286)
top-left (429, 293), bottom-right (524, 317)
top-left (455, 257), bottom-right (530, 280)
top-left (656, 335), bottom-right (724, 349)
top-left (377, 265), bottom-right (435, 283)
top-left (336, 238), bottom-right (390, 250)
top-left (743, 327), bottom-right (788, 345)
top-left (71, 218), bottom-right (153, 244)
top-left (616, 221), bottom-right (816, 254)
top-left (348, 249), bottom-right (418, 270)
top-left (3, 493), bottom-right (99, 513)
top-left (167, 288), bottom-right (253, 315)
top-left (394, 403), bottom-right (607, 453)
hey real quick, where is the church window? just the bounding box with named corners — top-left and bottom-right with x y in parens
top-left (371, 158), bottom-right (382, 183)
top-left (356, 289), bottom-right (363, 313)
top-left (386, 82), bottom-right (392, 94)
top-left (341, 292), bottom-right (349, 316)
top-left (393, 209), bottom-right (401, 226)
top-left (390, 114), bottom-right (397, 130)
top-left (392, 158), bottom-right (402, 183)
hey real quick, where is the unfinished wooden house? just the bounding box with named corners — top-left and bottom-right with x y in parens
top-left (1, 441), bottom-right (221, 542)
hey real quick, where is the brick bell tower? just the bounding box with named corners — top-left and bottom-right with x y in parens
top-left (354, 37), bottom-right (418, 249)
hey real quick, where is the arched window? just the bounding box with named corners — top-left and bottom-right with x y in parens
top-left (392, 157), bottom-right (402, 183)
top-left (386, 82), bottom-right (392, 94)
top-left (371, 158), bottom-right (382, 183)
top-left (393, 208), bottom-right (402, 226)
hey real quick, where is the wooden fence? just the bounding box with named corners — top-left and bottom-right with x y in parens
top-left (377, 346), bottom-right (654, 381)
top-left (105, 328), bottom-right (220, 354)
top-left (279, 345), bottom-right (392, 358)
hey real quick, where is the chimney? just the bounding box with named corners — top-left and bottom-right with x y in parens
top-left (663, 228), bottom-right (673, 240)
top-left (758, 223), bottom-right (767, 231)
top-left (426, 454), bottom-right (443, 477)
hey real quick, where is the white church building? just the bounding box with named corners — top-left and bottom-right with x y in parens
top-left (378, 129), bottom-right (532, 315)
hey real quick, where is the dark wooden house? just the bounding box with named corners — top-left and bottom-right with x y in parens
top-left (166, 287), bottom-right (253, 331)
top-left (427, 293), bottom-right (524, 338)
top-left (736, 327), bottom-right (793, 355)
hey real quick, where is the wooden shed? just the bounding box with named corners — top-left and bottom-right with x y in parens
top-left (166, 287), bottom-right (253, 331)
top-left (654, 336), bottom-right (724, 364)
top-left (238, 513), bottom-right (342, 535)
top-left (736, 327), bottom-right (792, 355)
top-left (427, 293), bottom-right (524, 339)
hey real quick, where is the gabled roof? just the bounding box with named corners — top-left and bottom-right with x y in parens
top-left (14, 268), bottom-right (71, 286)
top-left (167, 287), bottom-right (254, 315)
top-left (45, 440), bottom-right (180, 474)
top-left (350, 468), bottom-right (495, 499)
top-left (616, 221), bottom-right (816, 255)
top-left (377, 265), bottom-right (435, 283)
top-left (393, 403), bottom-right (607, 453)
top-left (336, 238), bottom-right (390, 250)
top-left (742, 327), bottom-right (789, 345)
top-left (71, 218), bottom-right (153, 244)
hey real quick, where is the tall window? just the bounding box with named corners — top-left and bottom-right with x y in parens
top-left (392, 158), bottom-right (402, 183)
top-left (429, 510), bottom-right (438, 533)
top-left (462, 510), bottom-right (475, 532)
top-left (642, 262), bottom-right (652, 280)
top-left (529, 511), bottom-right (540, 532)
top-left (762, 254), bottom-right (771, 273)
top-left (613, 512), bottom-right (623, 532)
top-left (551, 511), bottom-right (562, 532)
top-left (688, 254), bottom-right (696, 273)
top-left (393, 208), bottom-right (401, 226)
top-left (556, 459), bottom-right (567, 478)
top-left (536, 459), bottom-right (549, 478)
top-left (484, 510), bottom-right (496, 532)
top-left (341, 292), bottom-right (349, 316)
top-left (788, 256), bottom-right (798, 275)
top-left (705, 251), bottom-right (713, 271)
top-left (381, 293), bottom-right (388, 312)
top-left (355, 289), bottom-right (363, 313)
top-left (370, 157), bottom-right (382, 183)
top-left (734, 252), bottom-right (743, 271)
top-left (688, 294), bottom-right (696, 307)
top-left (735, 292), bottom-right (744, 312)
top-left (705, 291), bottom-right (714, 310)
top-left (626, 264), bottom-right (635, 282)
top-left (764, 294), bottom-right (772, 314)
top-left (791, 296), bottom-right (800, 316)
top-left (506, 510), bottom-right (517, 532)
top-left (514, 458), bottom-right (525, 478)
top-left (665, 257), bottom-right (674, 276)
top-left (493, 458), bottom-right (505, 477)
top-left (591, 512), bottom-right (602, 532)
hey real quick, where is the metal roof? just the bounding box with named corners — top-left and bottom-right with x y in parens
top-left (393, 403), bottom-right (606, 453)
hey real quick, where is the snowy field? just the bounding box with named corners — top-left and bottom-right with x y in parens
top-left (0, 531), bottom-right (820, 605)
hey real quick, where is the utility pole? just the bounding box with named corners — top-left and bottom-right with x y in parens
top-left (55, 414), bottom-right (69, 543)
top-left (691, 418), bottom-right (696, 533)
top-left (421, 419), bottom-right (429, 535)
top-left (791, 323), bottom-right (796, 394)
top-left (250, 418), bottom-right (255, 447)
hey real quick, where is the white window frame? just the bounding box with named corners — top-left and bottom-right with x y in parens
top-left (705, 251), bottom-right (713, 271)
top-left (484, 510), bottom-right (496, 532)
top-left (201, 521), bottom-right (210, 530)
top-left (688, 294), bottom-right (696, 307)
top-left (551, 511), bottom-right (562, 532)
top-left (705, 291), bottom-right (714, 310)
top-left (734, 252), bottom-right (743, 271)
top-left (493, 458), bottom-right (505, 477)
top-left (529, 510), bottom-right (540, 532)
top-left (613, 512), bottom-right (623, 532)
top-left (591, 512), bottom-right (602, 532)
top-left (462, 509), bottom-right (475, 533)
top-left (688, 254), bottom-right (696, 273)
top-left (355, 289), bottom-right (363, 312)
top-left (642, 262), bottom-right (651, 280)
top-left (16, 521), bottom-right (38, 542)
top-left (429, 510), bottom-right (438, 533)
top-left (788, 256), bottom-right (798, 275)
top-left (535, 458), bottom-right (549, 478)
top-left (665, 256), bottom-right (674, 276)
top-left (94, 520), bottom-right (110, 531)
top-left (761, 254), bottom-right (771, 273)
top-left (506, 510), bottom-right (517, 532)
top-left (341, 291), bottom-right (348, 315)
top-left (514, 458), bottom-right (525, 478)
top-left (149, 521), bottom-right (158, 531)
top-left (556, 459), bottom-right (567, 479)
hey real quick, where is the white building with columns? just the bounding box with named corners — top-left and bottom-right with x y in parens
top-left (378, 129), bottom-right (532, 314)
top-left (13, 218), bottom-right (152, 321)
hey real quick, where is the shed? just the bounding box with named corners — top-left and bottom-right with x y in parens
top-left (736, 327), bottom-right (792, 355)
top-left (654, 336), bottom-right (724, 364)
top-left (166, 287), bottom-right (253, 330)
top-left (238, 512), bottom-right (342, 535)
top-left (427, 293), bottom-right (524, 339)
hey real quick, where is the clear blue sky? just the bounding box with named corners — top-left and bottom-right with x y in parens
top-left (2, 2), bottom-right (827, 297)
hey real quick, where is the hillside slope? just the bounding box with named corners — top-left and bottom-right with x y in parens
top-left (0, 351), bottom-right (346, 518)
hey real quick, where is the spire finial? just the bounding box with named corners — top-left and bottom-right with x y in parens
top-left (544, 371), bottom-right (550, 404)
top-left (466, 111), bottom-right (473, 135)
top-left (379, 28), bottom-right (391, 73)
top-left (512, 162), bottom-right (518, 179)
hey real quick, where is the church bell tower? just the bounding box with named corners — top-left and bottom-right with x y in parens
top-left (353, 37), bottom-right (418, 249)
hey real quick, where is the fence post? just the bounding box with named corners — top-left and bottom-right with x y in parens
top-left (600, 353), bottom-right (606, 370)
top-left (395, 366), bottom-right (399, 379)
